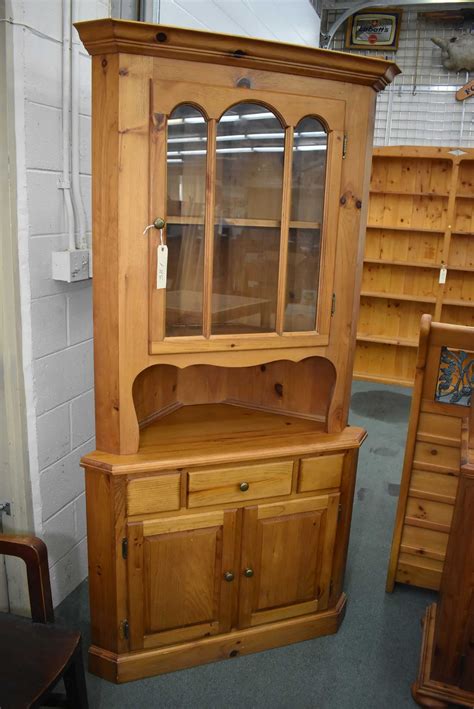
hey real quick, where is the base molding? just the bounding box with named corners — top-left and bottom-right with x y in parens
top-left (89, 594), bottom-right (347, 683)
top-left (412, 604), bottom-right (474, 709)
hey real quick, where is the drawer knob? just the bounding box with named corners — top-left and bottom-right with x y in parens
top-left (239, 482), bottom-right (250, 492)
top-left (243, 568), bottom-right (254, 578)
top-left (224, 571), bottom-right (235, 582)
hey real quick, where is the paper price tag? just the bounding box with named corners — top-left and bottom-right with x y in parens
top-left (439, 266), bottom-right (447, 285)
top-left (157, 245), bottom-right (168, 289)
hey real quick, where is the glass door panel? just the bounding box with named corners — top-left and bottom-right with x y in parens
top-left (166, 104), bottom-right (206, 336)
top-left (285, 117), bottom-right (327, 332)
top-left (213, 103), bottom-right (284, 334)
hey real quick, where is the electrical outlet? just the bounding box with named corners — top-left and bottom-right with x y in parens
top-left (52, 249), bottom-right (91, 282)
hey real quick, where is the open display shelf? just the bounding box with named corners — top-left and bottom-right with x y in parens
top-left (355, 146), bottom-right (474, 387)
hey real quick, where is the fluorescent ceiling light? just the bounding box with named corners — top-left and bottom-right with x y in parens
top-left (168, 136), bottom-right (206, 144)
top-left (253, 147), bottom-right (284, 152)
top-left (294, 145), bottom-right (327, 151)
top-left (167, 159), bottom-right (183, 163)
top-left (247, 133), bottom-right (285, 139)
top-left (296, 131), bottom-right (326, 138)
top-left (241, 112), bottom-right (275, 120)
top-left (216, 147), bottom-right (253, 153)
top-left (216, 134), bottom-right (246, 142)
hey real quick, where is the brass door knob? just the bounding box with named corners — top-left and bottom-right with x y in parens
top-left (153, 217), bottom-right (166, 229)
top-left (239, 482), bottom-right (249, 492)
top-left (224, 571), bottom-right (235, 582)
top-left (243, 568), bottom-right (254, 578)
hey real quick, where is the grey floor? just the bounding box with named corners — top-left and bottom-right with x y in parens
top-left (56, 381), bottom-right (437, 708)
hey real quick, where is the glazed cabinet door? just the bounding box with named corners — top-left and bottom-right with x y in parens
top-left (149, 82), bottom-right (345, 353)
top-left (126, 509), bottom-right (238, 650)
top-left (239, 494), bottom-right (340, 628)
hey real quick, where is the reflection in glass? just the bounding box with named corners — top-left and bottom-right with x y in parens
top-left (166, 104), bottom-right (206, 336)
top-left (213, 104), bottom-right (284, 333)
top-left (285, 117), bottom-right (327, 332)
top-left (291, 116), bottom-right (327, 223)
top-left (285, 228), bottom-right (321, 332)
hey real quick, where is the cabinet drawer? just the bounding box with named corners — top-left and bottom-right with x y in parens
top-left (298, 453), bottom-right (344, 493)
top-left (127, 473), bottom-right (181, 516)
top-left (187, 460), bottom-right (293, 508)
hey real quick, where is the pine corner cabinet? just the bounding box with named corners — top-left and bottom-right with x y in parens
top-left (75, 18), bottom-right (399, 683)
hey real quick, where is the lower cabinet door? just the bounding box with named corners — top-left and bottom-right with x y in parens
top-left (127, 508), bottom-right (238, 650)
top-left (238, 494), bottom-right (340, 628)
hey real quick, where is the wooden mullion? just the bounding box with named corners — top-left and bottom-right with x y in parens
top-left (316, 129), bottom-right (343, 335)
top-left (276, 126), bottom-right (294, 335)
top-left (203, 119), bottom-right (217, 338)
top-left (149, 97), bottom-right (168, 343)
top-left (435, 159), bottom-right (460, 321)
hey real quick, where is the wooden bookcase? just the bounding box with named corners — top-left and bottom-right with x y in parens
top-left (75, 18), bottom-right (398, 683)
top-left (354, 146), bottom-right (474, 387)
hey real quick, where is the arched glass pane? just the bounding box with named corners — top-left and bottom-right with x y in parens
top-left (165, 104), bottom-right (206, 337)
top-left (285, 117), bottom-right (327, 332)
top-left (213, 103), bottom-right (284, 334)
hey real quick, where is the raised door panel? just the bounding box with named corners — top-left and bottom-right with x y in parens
top-left (239, 494), bottom-right (339, 628)
top-left (127, 509), bottom-right (237, 650)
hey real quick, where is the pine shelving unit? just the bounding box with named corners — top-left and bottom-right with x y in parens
top-left (355, 146), bottom-right (474, 387)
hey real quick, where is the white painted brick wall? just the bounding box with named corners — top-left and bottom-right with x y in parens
top-left (12, 0), bottom-right (107, 606)
top-left (14, 0), bottom-right (320, 607)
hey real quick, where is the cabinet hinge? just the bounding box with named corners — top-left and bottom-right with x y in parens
top-left (120, 619), bottom-right (129, 640)
top-left (121, 538), bottom-right (128, 560)
top-left (342, 133), bottom-right (348, 159)
top-left (331, 293), bottom-right (336, 316)
top-left (338, 503), bottom-right (343, 520)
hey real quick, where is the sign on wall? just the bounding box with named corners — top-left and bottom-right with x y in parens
top-left (345, 9), bottom-right (402, 51)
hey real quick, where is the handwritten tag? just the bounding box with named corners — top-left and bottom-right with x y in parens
top-left (157, 245), bottom-right (168, 289)
top-left (439, 266), bottom-right (447, 285)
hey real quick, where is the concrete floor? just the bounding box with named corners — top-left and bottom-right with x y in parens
top-left (56, 380), bottom-right (437, 708)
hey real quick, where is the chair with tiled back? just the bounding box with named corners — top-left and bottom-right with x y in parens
top-left (0, 534), bottom-right (88, 708)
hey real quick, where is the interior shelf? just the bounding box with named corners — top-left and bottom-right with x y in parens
top-left (87, 403), bottom-right (365, 472)
top-left (370, 190), bottom-right (449, 198)
top-left (446, 264), bottom-right (474, 273)
top-left (443, 298), bottom-right (474, 308)
top-left (353, 372), bottom-right (414, 388)
top-left (364, 258), bottom-right (440, 269)
top-left (360, 290), bottom-right (437, 304)
top-left (366, 224), bottom-right (446, 234)
top-left (357, 334), bottom-right (418, 348)
top-left (167, 216), bottom-right (321, 229)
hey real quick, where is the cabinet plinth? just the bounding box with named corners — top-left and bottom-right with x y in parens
top-left (76, 17), bottom-right (397, 681)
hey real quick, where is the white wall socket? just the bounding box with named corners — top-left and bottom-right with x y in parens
top-left (52, 250), bottom-right (91, 283)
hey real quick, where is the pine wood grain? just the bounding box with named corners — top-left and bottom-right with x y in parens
top-left (356, 146), bottom-right (474, 387)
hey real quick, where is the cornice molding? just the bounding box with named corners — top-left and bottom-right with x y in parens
top-left (75, 18), bottom-right (400, 92)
